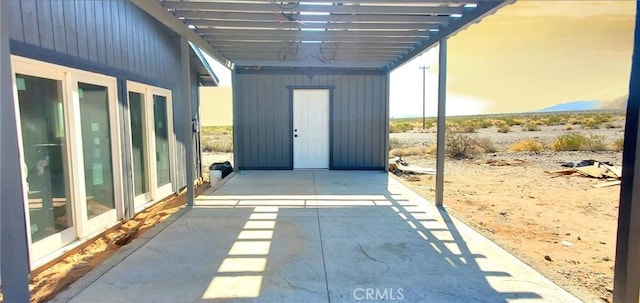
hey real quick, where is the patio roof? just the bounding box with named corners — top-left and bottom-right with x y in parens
top-left (138, 0), bottom-right (514, 70)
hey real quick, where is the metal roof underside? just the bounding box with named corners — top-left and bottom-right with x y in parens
top-left (153, 0), bottom-right (513, 70)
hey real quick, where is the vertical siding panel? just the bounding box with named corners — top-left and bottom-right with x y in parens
top-left (94, 0), bottom-right (106, 65)
top-left (60, 1), bottom-right (78, 57)
top-left (75, 0), bottom-right (88, 59)
top-left (85, 0), bottom-right (98, 62)
top-left (7, 0), bottom-right (24, 41)
top-left (244, 74), bottom-right (253, 167)
top-left (240, 75), bottom-right (250, 168)
top-left (21, 0), bottom-right (39, 46)
top-left (357, 77), bottom-right (365, 167)
top-left (347, 76), bottom-right (357, 167)
top-left (363, 76), bottom-right (372, 167)
top-left (126, 1), bottom-right (135, 72)
top-left (63, 0), bottom-right (78, 57)
top-left (371, 76), bottom-right (382, 168)
top-left (50, 0), bottom-right (67, 53)
top-left (36, 0), bottom-right (54, 50)
top-left (251, 74), bottom-right (260, 167)
top-left (339, 76), bottom-right (349, 168)
top-left (267, 76), bottom-right (276, 167)
top-left (102, 1), bottom-right (114, 67)
top-left (256, 75), bottom-right (265, 167)
top-left (282, 76), bottom-right (290, 167)
top-left (117, 0), bottom-right (127, 70)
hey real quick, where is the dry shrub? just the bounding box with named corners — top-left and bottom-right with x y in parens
top-left (497, 124), bottom-right (510, 133)
top-left (445, 132), bottom-right (483, 159)
top-left (612, 138), bottom-right (624, 152)
top-left (390, 146), bottom-right (430, 157)
top-left (552, 133), bottom-right (608, 151)
top-left (565, 125), bottom-right (573, 131)
top-left (389, 137), bottom-right (404, 150)
top-left (476, 137), bottom-right (498, 153)
top-left (510, 139), bottom-right (545, 152)
top-left (426, 145), bottom-right (437, 155)
top-left (522, 124), bottom-right (541, 132)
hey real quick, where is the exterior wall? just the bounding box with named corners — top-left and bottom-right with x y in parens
top-left (234, 68), bottom-right (389, 170)
top-left (5, 0), bottom-right (201, 268)
top-left (7, 0), bottom-right (196, 194)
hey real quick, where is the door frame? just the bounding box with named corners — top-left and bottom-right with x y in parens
top-left (288, 86), bottom-right (334, 170)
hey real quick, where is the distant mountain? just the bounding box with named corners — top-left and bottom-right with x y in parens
top-left (537, 101), bottom-right (602, 112)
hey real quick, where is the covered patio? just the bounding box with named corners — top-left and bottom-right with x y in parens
top-left (53, 171), bottom-right (578, 302)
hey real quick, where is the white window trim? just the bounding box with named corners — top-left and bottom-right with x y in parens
top-left (126, 81), bottom-right (176, 212)
top-left (11, 55), bottom-right (124, 265)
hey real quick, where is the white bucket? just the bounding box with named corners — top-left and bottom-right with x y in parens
top-left (209, 170), bottom-right (222, 184)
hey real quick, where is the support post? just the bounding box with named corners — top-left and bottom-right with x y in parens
top-left (419, 65), bottom-right (429, 129)
top-left (1, 0), bottom-right (31, 301)
top-left (613, 2), bottom-right (640, 301)
top-left (435, 39), bottom-right (447, 207)
top-left (181, 37), bottom-right (195, 207)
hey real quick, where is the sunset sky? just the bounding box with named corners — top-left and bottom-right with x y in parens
top-left (390, 0), bottom-right (636, 117)
top-left (203, 1), bottom-right (636, 124)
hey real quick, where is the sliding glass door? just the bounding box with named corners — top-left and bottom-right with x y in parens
top-left (16, 73), bottom-right (76, 258)
top-left (13, 56), bottom-right (123, 265)
top-left (128, 82), bottom-right (174, 210)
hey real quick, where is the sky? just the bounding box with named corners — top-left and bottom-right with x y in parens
top-left (390, 0), bottom-right (636, 117)
top-left (205, 1), bottom-right (636, 118)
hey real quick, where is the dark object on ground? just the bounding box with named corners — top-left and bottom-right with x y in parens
top-left (561, 162), bottom-right (575, 168)
top-left (210, 161), bottom-right (234, 178)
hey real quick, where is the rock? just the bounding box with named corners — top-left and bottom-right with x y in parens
top-left (577, 236), bottom-right (582, 241)
top-left (565, 232), bottom-right (571, 236)
top-left (499, 211), bottom-right (507, 216)
top-left (600, 241), bottom-right (607, 245)
top-left (544, 255), bottom-right (553, 262)
top-left (406, 176), bottom-right (421, 182)
top-left (560, 241), bottom-right (574, 247)
top-left (602, 256), bottom-right (611, 262)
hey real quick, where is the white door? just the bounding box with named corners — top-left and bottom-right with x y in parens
top-left (293, 89), bottom-right (330, 169)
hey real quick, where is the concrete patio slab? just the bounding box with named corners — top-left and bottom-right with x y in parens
top-left (53, 171), bottom-right (580, 303)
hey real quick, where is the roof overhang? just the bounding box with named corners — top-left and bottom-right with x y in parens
top-left (190, 42), bottom-right (220, 86)
top-left (133, 0), bottom-right (515, 71)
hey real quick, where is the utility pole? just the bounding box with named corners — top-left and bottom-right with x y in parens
top-left (419, 65), bottom-right (430, 129)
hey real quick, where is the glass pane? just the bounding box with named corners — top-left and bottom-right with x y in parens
top-left (79, 83), bottom-right (115, 219)
top-left (153, 95), bottom-right (171, 187)
top-left (16, 74), bottom-right (73, 243)
top-left (129, 92), bottom-right (147, 196)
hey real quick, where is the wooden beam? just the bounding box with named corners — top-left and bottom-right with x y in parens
top-left (163, 2), bottom-right (467, 15)
top-left (613, 1), bottom-right (640, 301)
top-left (209, 41), bottom-right (415, 49)
top-left (196, 29), bottom-right (431, 38)
top-left (178, 11), bottom-right (453, 24)
top-left (204, 35), bottom-right (419, 44)
top-left (0, 0), bottom-right (31, 301)
top-left (188, 20), bottom-right (442, 30)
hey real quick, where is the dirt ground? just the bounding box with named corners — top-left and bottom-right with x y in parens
top-left (395, 151), bottom-right (622, 302)
top-left (0, 184), bottom-right (210, 303)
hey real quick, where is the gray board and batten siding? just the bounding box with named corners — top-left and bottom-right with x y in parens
top-left (6, 0), bottom-right (202, 208)
top-left (233, 68), bottom-right (389, 170)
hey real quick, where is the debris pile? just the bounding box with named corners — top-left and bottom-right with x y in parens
top-left (545, 160), bottom-right (622, 188)
top-left (388, 158), bottom-right (436, 178)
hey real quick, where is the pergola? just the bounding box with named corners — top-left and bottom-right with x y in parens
top-left (2, 1), bottom-right (640, 302)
